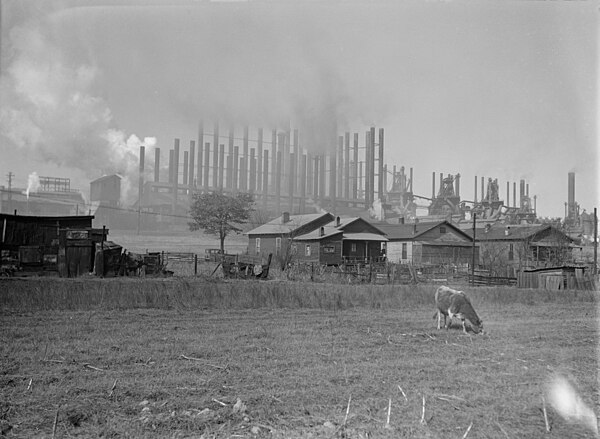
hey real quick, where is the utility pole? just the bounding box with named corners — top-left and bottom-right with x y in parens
top-left (7, 172), bottom-right (14, 213)
top-left (594, 207), bottom-right (598, 276)
top-left (471, 213), bottom-right (477, 286)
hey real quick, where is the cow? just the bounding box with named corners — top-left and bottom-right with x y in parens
top-left (433, 286), bottom-right (483, 334)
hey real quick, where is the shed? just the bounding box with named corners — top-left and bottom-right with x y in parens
top-left (517, 266), bottom-right (596, 290)
top-left (0, 213), bottom-right (107, 277)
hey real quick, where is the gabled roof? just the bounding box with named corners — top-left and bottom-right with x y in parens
top-left (246, 212), bottom-right (334, 235)
top-left (464, 224), bottom-right (554, 241)
top-left (376, 220), bottom-right (472, 241)
top-left (294, 216), bottom-right (387, 242)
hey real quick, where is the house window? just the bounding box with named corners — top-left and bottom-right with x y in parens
top-left (275, 237), bottom-right (281, 256)
top-left (305, 245), bottom-right (311, 257)
top-left (291, 244), bottom-right (297, 255)
top-left (508, 243), bottom-right (514, 261)
top-left (440, 226), bottom-right (447, 234)
top-left (255, 238), bottom-right (261, 254)
top-left (324, 245), bottom-right (335, 253)
top-left (351, 243), bottom-right (357, 253)
top-left (402, 243), bottom-right (408, 260)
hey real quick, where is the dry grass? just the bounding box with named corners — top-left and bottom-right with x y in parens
top-left (0, 280), bottom-right (598, 438)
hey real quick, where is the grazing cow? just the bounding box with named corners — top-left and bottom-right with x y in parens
top-left (433, 286), bottom-right (483, 334)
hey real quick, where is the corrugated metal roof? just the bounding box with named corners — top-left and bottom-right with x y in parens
top-left (245, 212), bottom-right (333, 235)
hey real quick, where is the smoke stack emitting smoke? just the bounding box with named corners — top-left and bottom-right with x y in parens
top-left (0, 4), bottom-right (157, 205)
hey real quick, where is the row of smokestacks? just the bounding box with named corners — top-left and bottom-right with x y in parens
top-left (139, 122), bottom-right (386, 214)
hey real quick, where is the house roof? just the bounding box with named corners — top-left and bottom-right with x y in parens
top-left (343, 233), bottom-right (388, 242)
top-left (246, 212), bottom-right (333, 235)
top-left (375, 220), bottom-right (472, 241)
top-left (464, 224), bottom-right (552, 241)
top-left (293, 216), bottom-right (387, 241)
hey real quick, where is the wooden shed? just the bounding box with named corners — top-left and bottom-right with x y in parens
top-left (0, 213), bottom-right (107, 277)
top-left (517, 266), bottom-right (596, 290)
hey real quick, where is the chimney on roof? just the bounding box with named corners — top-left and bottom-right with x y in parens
top-left (485, 224), bottom-right (491, 233)
top-left (505, 226), bottom-right (511, 236)
top-left (320, 226), bottom-right (325, 237)
top-left (399, 217), bottom-right (405, 224)
top-left (413, 223), bottom-right (417, 235)
top-left (336, 216), bottom-right (341, 227)
top-left (282, 212), bottom-right (290, 223)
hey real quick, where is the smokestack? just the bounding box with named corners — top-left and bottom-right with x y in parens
top-left (212, 123), bottom-right (219, 188)
top-left (227, 126), bottom-right (234, 190)
top-left (568, 172), bottom-right (575, 217)
top-left (168, 149), bottom-right (174, 183)
top-left (370, 126), bottom-right (376, 205)
top-left (353, 133), bottom-right (359, 201)
top-left (197, 121), bottom-right (204, 188)
top-left (288, 149), bottom-right (296, 212)
top-left (271, 130), bottom-right (277, 192)
top-left (338, 136), bottom-right (343, 198)
top-left (306, 152), bottom-right (313, 196)
top-left (513, 182), bottom-right (516, 208)
top-left (365, 130), bottom-right (371, 208)
top-left (139, 145), bottom-right (145, 207)
top-left (300, 154), bottom-right (307, 213)
top-left (378, 128), bottom-right (384, 200)
top-left (481, 176), bottom-right (484, 202)
top-left (241, 126), bottom-right (249, 191)
top-left (233, 146), bottom-right (239, 192)
top-left (262, 150), bottom-right (269, 206)
top-left (219, 144), bottom-right (225, 189)
top-left (249, 148), bottom-right (256, 194)
top-left (313, 156), bottom-right (320, 200)
top-left (330, 153), bottom-right (337, 213)
top-left (474, 176), bottom-right (477, 203)
top-left (409, 167), bottom-right (413, 192)
top-left (203, 142), bottom-right (210, 188)
top-left (439, 173), bottom-right (443, 197)
top-left (257, 128), bottom-right (263, 192)
top-left (183, 151), bottom-right (189, 191)
top-left (344, 132), bottom-right (350, 200)
top-left (506, 181), bottom-right (510, 207)
top-left (455, 173), bottom-right (460, 198)
top-left (138, 145), bottom-right (145, 235)
top-left (432, 172), bottom-right (436, 199)
top-left (188, 141), bottom-right (195, 192)
top-left (319, 153), bottom-right (326, 203)
top-left (172, 138), bottom-right (180, 213)
top-left (520, 179), bottom-right (525, 208)
top-left (275, 150), bottom-right (282, 214)
top-left (293, 129), bottom-right (299, 198)
top-left (154, 147), bottom-right (160, 183)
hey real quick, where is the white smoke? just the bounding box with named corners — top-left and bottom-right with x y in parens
top-left (24, 172), bottom-right (40, 199)
top-left (0, 7), bottom-right (155, 206)
top-left (369, 199), bottom-right (385, 222)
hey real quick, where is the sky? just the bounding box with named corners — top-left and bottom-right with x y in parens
top-left (0, 0), bottom-right (597, 218)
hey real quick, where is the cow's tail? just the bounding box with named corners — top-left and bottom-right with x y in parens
top-left (432, 311), bottom-right (438, 320)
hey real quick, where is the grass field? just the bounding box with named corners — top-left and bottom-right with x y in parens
top-left (1, 279), bottom-right (598, 438)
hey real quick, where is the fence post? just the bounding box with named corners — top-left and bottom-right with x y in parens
top-left (311, 262), bottom-right (314, 282)
top-left (194, 254), bottom-right (198, 276)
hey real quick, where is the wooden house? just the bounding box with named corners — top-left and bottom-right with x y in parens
top-left (464, 223), bottom-right (577, 274)
top-left (246, 212), bottom-right (334, 260)
top-left (293, 216), bottom-right (388, 265)
top-left (0, 213), bottom-right (108, 277)
top-left (376, 220), bottom-right (475, 265)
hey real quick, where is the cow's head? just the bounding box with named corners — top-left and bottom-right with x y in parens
top-left (469, 318), bottom-right (484, 334)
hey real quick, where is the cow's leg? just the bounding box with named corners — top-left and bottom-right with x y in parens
top-left (437, 311), bottom-right (442, 330)
top-left (462, 319), bottom-right (468, 334)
